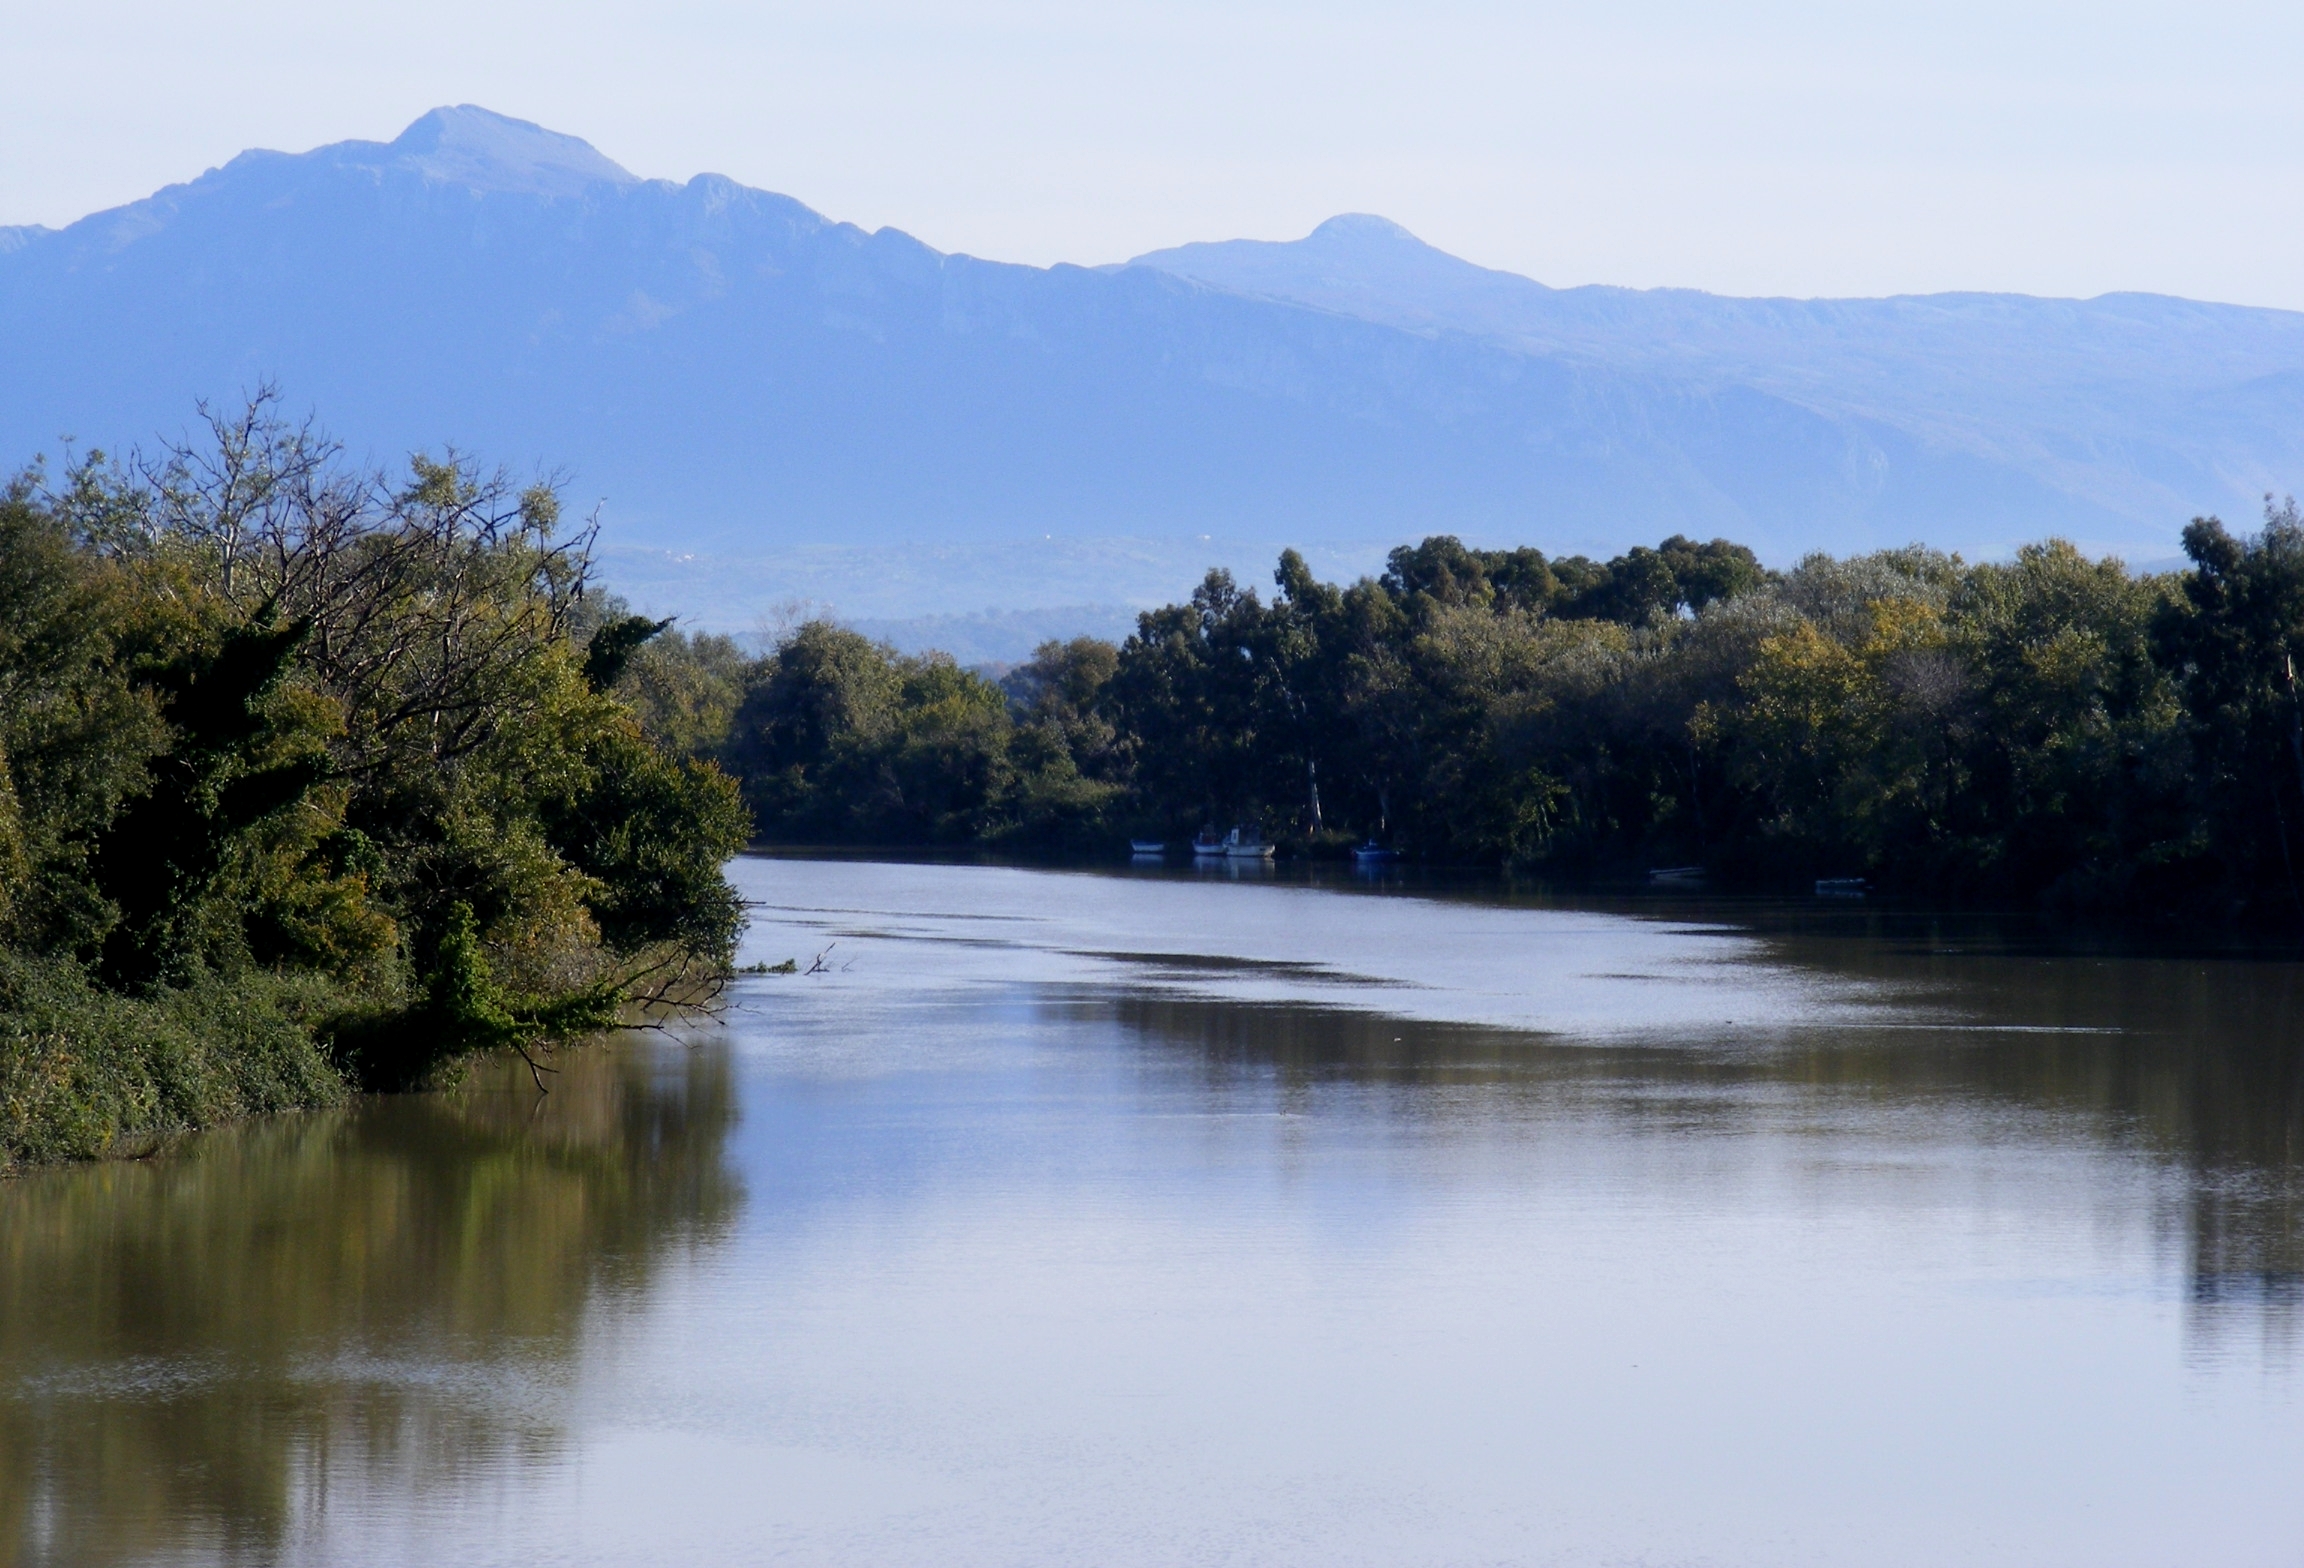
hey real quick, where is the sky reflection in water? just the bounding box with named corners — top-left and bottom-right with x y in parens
top-left (5, 854), bottom-right (2302, 1565)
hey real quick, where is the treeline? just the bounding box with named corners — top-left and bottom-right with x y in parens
top-left (1, 400), bottom-right (748, 1164)
top-left (637, 517), bottom-right (2304, 920)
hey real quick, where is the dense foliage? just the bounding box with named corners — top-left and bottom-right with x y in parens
top-left (1, 400), bottom-right (749, 1162)
top-left (644, 515), bottom-right (2304, 921)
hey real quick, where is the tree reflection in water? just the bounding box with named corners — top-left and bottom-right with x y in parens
top-left (10, 871), bottom-right (2304, 1565)
top-left (0, 1039), bottom-right (740, 1567)
top-left (1095, 925), bottom-right (2304, 1356)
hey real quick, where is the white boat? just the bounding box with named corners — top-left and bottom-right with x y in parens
top-left (1223, 827), bottom-right (1276, 859)
top-left (1191, 829), bottom-right (1227, 857)
top-left (1129, 839), bottom-right (1166, 855)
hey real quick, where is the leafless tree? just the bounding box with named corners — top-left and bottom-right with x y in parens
top-left (52, 388), bottom-right (600, 785)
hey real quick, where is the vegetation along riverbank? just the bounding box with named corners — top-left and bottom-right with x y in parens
top-left (15, 392), bottom-right (2304, 1168)
top-left (647, 512), bottom-right (2304, 926)
top-left (0, 398), bottom-right (748, 1168)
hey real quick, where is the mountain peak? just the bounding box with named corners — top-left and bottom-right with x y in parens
top-left (1128, 211), bottom-right (1532, 326)
top-left (1306, 213), bottom-right (1425, 246)
top-left (376, 105), bottom-right (636, 196)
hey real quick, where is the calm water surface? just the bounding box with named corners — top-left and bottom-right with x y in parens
top-left (6, 855), bottom-right (2303, 1565)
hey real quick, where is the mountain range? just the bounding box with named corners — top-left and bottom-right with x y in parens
top-left (5, 105), bottom-right (2301, 640)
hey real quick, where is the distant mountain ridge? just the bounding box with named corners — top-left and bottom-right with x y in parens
top-left (3, 106), bottom-right (2299, 630)
top-left (1128, 217), bottom-right (2304, 537)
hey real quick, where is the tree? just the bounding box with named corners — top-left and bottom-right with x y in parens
top-left (2154, 503), bottom-right (2304, 912)
top-left (6, 395), bottom-right (756, 1098)
top-left (1106, 571), bottom-right (1276, 831)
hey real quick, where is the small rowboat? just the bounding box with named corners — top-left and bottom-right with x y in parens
top-left (1129, 839), bottom-right (1166, 855)
top-left (1351, 841), bottom-right (1397, 864)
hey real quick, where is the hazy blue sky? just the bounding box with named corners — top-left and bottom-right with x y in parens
top-left (10, 0), bottom-right (2304, 307)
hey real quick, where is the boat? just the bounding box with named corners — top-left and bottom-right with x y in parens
top-left (1815, 877), bottom-right (1868, 897)
top-left (1350, 841), bottom-right (1397, 865)
top-left (1648, 865), bottom-right (1705, 886)
top-left (1129, 839), bottom-right (1166, 855)
top-left (1222, 827), bottom-right (1276, 859)
top-left (1191, 828), bottom-right (1227, 857)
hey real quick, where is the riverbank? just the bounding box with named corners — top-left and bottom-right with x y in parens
top-left (1, 402), bottom-right (748, 1174)
top-left (668, 523), bottom-right (2304, 923)
top-left (0, 952), bottom-right (348, 1169)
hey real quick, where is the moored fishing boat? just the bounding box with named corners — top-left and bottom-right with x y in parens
top-left (1191, 828), bottom-right (1227, 857)
top-left (1350, 841), bottom-right (1397, 864)
top-left (1223, 827), bottom-right (1276, 859)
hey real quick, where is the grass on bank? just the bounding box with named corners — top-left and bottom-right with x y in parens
top-left (0, 950), bottom-right (347, 1166)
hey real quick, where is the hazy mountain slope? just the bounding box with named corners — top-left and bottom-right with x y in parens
top-left (1129, 217), bottom-right (2304, 538)
top-left (2, 106), bottom-right (2294, 631)
top-left (0, 110), bottom-right (2045, 560)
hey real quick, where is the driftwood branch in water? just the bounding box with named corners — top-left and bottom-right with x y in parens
top-left (511, 1036), bottom-right (560, 1094)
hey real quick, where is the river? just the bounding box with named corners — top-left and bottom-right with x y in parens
top-left (5, 854), bottom-right (2301, 1565)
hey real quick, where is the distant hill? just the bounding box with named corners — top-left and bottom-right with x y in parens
top-left (4, 106), bottom-right (2299, 629)
top-left (1131, 216), bottom-right (2304, 547)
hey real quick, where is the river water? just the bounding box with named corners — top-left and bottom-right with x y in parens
top-left (5, 855), bottom-right (2302, 1566)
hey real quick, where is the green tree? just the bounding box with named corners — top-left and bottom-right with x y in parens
top-left (2154, 502), bottom-right (2304, 912)
top-left (5, 393), bottom-right (756, 1136)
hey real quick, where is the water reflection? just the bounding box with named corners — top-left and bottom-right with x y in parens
top-left (1734, 912), bottom-right (2304, 1333)
top-left (9, 859), bottom-right (2304, 1565)
top-left (1190, 855), bottom-right (1274, 879)
top-left (0, 1042), bottom-right (739, 1567)
top-left (1095, 949), bottom-right (2304, 1349)
top-left (743, 855), bottom-right (2304, 1367)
